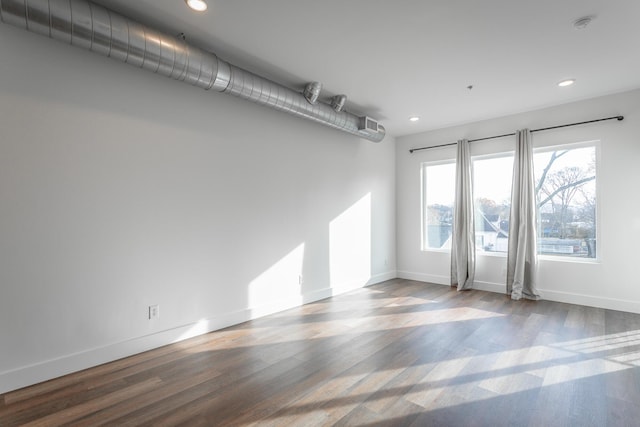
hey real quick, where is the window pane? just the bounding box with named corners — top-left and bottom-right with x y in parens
top-left (473, 155), bottom-right (513, 253)
top-left (422, 162), bottom-right (455, 250)
top-left (534, 146), bottom-right (597, 258)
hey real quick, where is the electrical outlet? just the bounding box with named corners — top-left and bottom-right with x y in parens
top-left (298, 275), bottom-right (304, 285)
top-left (384, 258), bottom-right (389, 267)
top-left (149, 304), bottom-right (159, 320)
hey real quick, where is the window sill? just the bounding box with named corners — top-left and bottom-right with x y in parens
top-left (421, 248), bottom-right (451, 254)
top-left (538, 255), bottom-right (600, 264)
top-left (476, 251), bottom-right (508, 258)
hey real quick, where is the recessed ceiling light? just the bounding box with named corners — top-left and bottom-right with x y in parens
top-left (409, 116), bottom-right (420, 122)
top-left (558, 79), bottom-right (576, 87)
top-left (185, 0), bottom-right (208, 12)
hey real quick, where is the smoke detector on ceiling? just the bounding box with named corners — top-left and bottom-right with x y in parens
top-left (573, 15), bottom-right (596, 30)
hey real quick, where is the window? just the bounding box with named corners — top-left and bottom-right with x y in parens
top-left (534, 143), bottom-right (597, 258)
top-left (472, 154), bottom-right (514, 254)
top-left (419, 142), bottom-right (598, 260)
top-left (421, 161), bottom-right (455, 250)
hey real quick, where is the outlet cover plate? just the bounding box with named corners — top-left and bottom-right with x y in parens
top-left (149, 304), bottom-right (159, 320)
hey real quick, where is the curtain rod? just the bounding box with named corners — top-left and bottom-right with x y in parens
top-left (408, 115), bottom-right (624, 153)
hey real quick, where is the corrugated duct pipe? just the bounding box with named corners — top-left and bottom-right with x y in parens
top-left (0, 0), bottom-right (386, 142)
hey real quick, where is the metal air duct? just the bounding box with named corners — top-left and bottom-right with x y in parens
top-left (0, 0), bottom-right (386, 142)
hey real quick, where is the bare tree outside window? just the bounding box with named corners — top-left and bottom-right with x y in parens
top-left (534, 145), bottom-right (597, 258)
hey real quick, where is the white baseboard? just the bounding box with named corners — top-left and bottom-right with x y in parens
top-left (472, 281), bottom-right (640, 314)
top-left (538, 288), bottom-right (640, 314)
top-left (0, 309), bottom-right (249, 395)
top-left (0, 271), bottom-right (397, 394)
top-left (473, 280), bottom-right (506, 294)
top-left (397, 273), bottom-right (640, 314)
top-left (329, 271), bottom-right (398, 294)
top-left (369, 270), bottom-right (398, 284)
top-left (396, 270), bottom-right (448, 285)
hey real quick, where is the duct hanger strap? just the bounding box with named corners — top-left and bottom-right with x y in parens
top-left (0, 0), bottom-right (385, 142)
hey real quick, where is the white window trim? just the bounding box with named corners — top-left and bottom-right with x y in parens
top-left (471, 152), bottom-right (514, 257)
top-left (420, 159), bottom-right (455, 252)
top-left (534, 140), bottom-right (601, 263)
top-left (418, 140), bottom-right (601, 264)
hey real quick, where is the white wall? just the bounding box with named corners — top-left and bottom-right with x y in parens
top-left (397, 89), bottom-right (640, 313)
top-left (0, 24), bottom-right (396, 393)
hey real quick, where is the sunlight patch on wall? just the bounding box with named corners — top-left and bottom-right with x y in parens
top-left (249, 243), bottom-right (306, 317)
top-left (329, 193), bottom-right (372, 291)
top-left (174, 318), bottom-right (211, 343)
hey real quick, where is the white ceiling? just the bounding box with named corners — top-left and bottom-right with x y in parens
top-left (94, 0), bottom-right (640, 138)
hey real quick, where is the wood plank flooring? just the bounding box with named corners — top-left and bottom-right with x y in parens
top-left (2, 279), bottom-right (640, 426)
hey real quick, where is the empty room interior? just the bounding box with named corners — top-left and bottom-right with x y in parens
top-left (2, 0), bottom-right (640, 425)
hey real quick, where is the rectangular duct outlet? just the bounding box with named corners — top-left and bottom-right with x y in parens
top-left (358, 116), bottom-right (379, 133)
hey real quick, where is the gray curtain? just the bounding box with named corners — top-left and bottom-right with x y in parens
top-left (451, 139), bottom-right (475, 291)
top-left (507, 129), bottom-right (540, 300)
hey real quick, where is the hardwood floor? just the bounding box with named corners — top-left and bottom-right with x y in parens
top-left (2, 279), bottom-right (640, 426)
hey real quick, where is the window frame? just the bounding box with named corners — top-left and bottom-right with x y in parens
top-left (418, 140), bottom-right (601, 264)
top-left (420, 159), bottom-right (456, 252)
top-left (533, 140), bottom-right (601, 263)
top-left (471, 151), bottom-right (515, 258)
